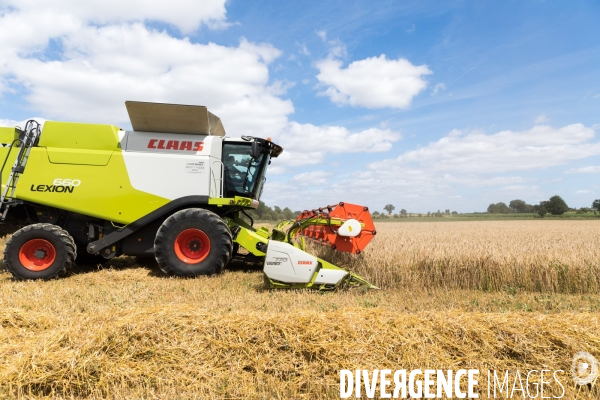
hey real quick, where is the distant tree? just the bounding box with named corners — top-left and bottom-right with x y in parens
top-left (400, 209), bottom-right (407, 217)
top-left (247, 202), bottom-right (301, 221)
top-left (372, 211), bottom-right (381, 218)
top-left (435, 210), bottom-right (443, 217)
top-left (451, 211), bottom-right (458, 215)
top-left (509, 199), bottom-right (529, 213)
top-left (488, 202), bottom-right (510, 214)
top-left (384, 204), bottom-right (395, 215)
top-left (545, 195), bottom-right (569, 215)
top-left (538, 206), bottom-right (547, 218)
top-left (444, 209), bottom-right (450, 214)
top-left (593, 199), bottom-right (600, 211)
top-left (282, 207), bottom-right (294, 220)
top-left (253, 201), bottom-right (269, 219)
top-left (427, 211), bottom-right (431, 217)
top-left (268, 210), bottom-right (279, 220)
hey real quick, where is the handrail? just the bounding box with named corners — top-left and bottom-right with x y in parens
top-left (210, 159), bottom-right (224, 198)
top-left (0, 138), bottom-right (23, 193)
top-left (0, 120), bottom-right (42, 219)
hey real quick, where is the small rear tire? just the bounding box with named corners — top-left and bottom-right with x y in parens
top-left (154, 208), bottom-right (232, 276)
top-left (3, 223), bottom-right (76, 280)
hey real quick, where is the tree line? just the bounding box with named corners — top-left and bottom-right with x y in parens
top-left (488, 196), bottom-right (600, 217)
top-left (245, 201), bottom-right (301, 221)
top-left (247, 197), bottom-right (600, 221)
top-left (375, 204), bottom-right (457, 218)
top-left (487, 196), bottom-right (568, 216)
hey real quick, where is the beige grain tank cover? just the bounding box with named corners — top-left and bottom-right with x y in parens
top-left (125, 101), bottom-right (226, 136)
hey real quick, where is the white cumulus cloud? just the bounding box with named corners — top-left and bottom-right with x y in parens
top-left (0, 118), bottom-right (46, 129)
top-left (565, 165), bottom-right (600, 174)
top-left (431, 83), bottom-right (446, 95)
top-left (369, 124), bottom-right (600, 174)
top-left (263, 123), bottom-right (600, 212)
top-left (534, 113), bottom-right (549, 124)
top-left (289, 170), bottom-right (333, 185)
top-left (0, 0), bottom-right (228, 33)
top-left (0, 4), bottom-right (294, 137)
top-left (316, 29), bottom-right (327, 41)
top-left (272, 122), bottom-right (401, 167)
top-left (316, 55), bottom-right (431, 109)
top-left (0, 119), bottom-right (22, 128)
top-left (0, 3), bottom-right (404, 173)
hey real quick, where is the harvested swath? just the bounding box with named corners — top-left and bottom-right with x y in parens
top-left (1, 307), bottom-right (598, 399)
top-left (317, 220), bottom-right (600, 292)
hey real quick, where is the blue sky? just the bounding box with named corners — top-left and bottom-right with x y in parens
top-left (1, 0), bottom-right (599, 213)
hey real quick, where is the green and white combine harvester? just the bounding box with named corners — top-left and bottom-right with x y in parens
top-left (0, 102), bottom-right (377, 289)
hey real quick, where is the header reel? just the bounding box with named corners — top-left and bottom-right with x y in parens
top-left (287, 202), bottom-right (376, 254)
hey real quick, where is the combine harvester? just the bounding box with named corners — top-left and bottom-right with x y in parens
top-left (0, 102), bottom-right (377, 289)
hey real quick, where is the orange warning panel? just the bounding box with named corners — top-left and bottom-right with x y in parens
top-left (296, 202), bottom-right (376, 254)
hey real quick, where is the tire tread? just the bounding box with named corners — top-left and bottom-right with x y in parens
top-left (3, 223), bottom-right (76, 280)
top-left (154, 208), bottom-right (232, 276)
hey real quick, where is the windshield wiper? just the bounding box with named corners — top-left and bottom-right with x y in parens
top-left (242, 161), bottom-right (258, 194)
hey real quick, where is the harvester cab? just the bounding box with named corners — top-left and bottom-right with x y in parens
top-left (0, 102), bottom-right (377, 289)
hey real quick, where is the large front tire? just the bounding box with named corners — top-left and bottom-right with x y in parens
top-left (3, 223), bottom-right (76, 280)
top-left (154, 208), bottom-right (232, 276)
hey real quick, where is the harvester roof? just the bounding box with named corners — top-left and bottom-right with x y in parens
top-left (125, 101), bottom-right (226, 136)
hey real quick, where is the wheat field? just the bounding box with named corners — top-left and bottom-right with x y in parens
top-left (329, 220), bottom-right (600, 292)
top-left (0, 220), bottom-right (599, 399)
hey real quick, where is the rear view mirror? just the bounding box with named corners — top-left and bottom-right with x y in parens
top-left (251, 140), bottom-right (261, 159)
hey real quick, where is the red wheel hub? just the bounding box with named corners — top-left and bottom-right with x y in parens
top-left (19, 239), bottom-right (56, 271)
top-left (174, 228), bottom-right (210, 264)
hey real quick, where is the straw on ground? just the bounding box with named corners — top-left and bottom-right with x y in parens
top-left (0, 220), bottom-right (599, 399)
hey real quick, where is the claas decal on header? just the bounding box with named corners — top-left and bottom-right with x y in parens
top-left (0, 102), bottom-right (377, 289)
